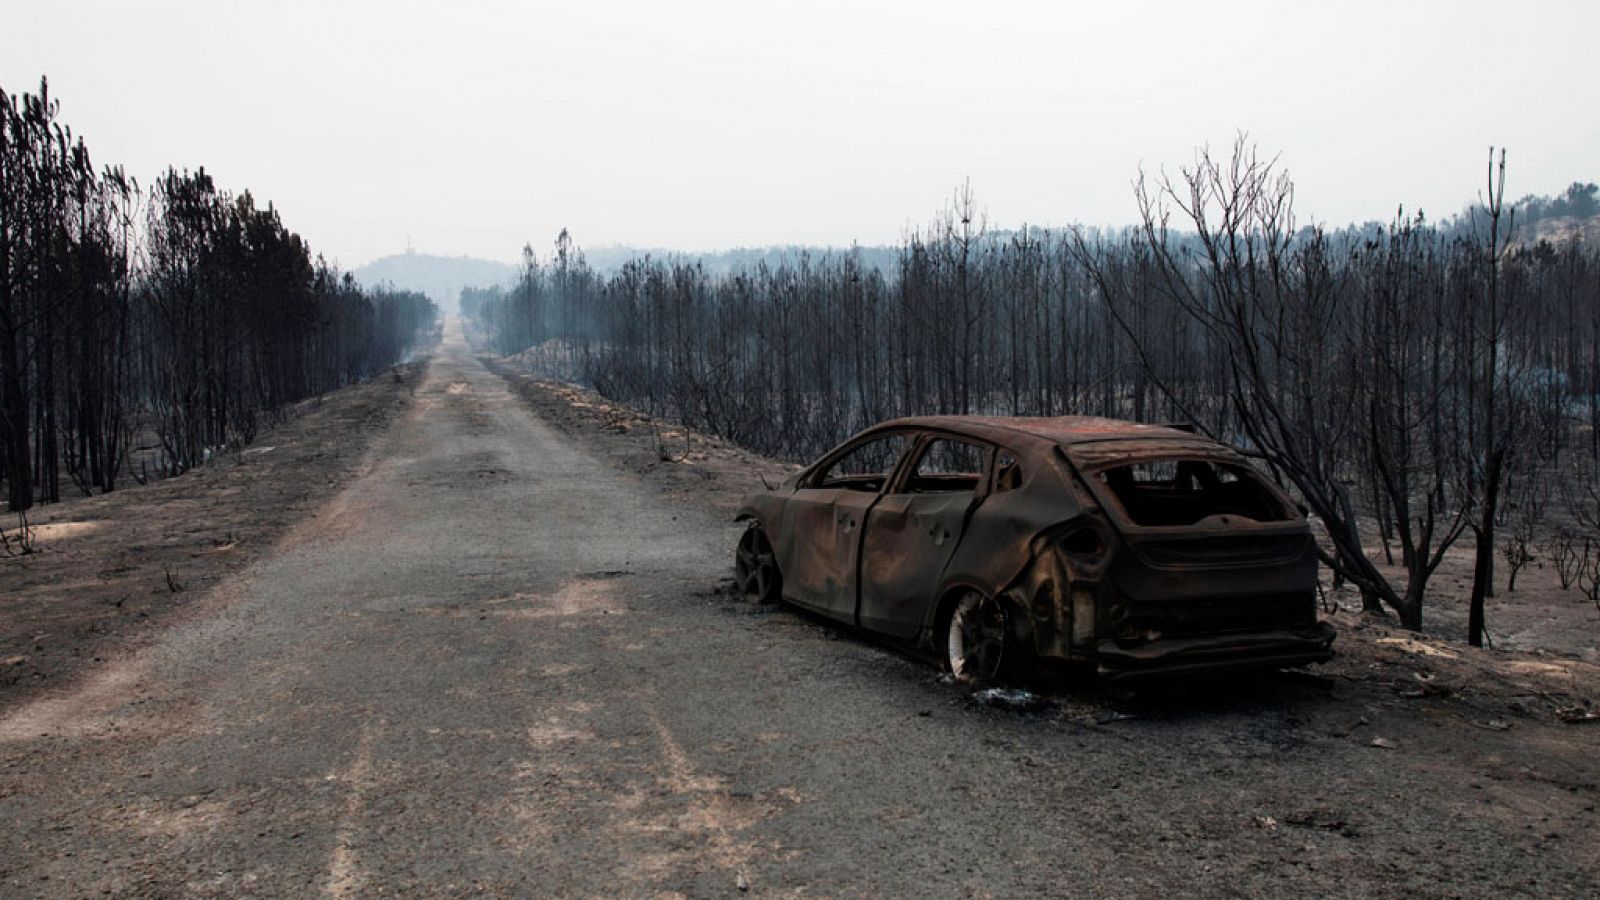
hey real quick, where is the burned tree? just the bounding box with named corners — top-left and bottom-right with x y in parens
top-left (0, 77), bottom-right (438, 505)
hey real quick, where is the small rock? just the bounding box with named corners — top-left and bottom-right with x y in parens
top-left (736, 873), bottom-right (749, 892)
top-left (1369, 737), bottom-right (1397, 750)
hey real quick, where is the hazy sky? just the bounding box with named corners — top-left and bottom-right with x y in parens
top-left (6, 1), bottom-right (1596, 267)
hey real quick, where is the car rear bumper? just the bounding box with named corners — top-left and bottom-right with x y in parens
top-left (1094, 622), bottom-right (1336, 682)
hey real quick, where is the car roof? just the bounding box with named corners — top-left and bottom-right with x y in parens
top-left (871, 415), bottom-right (1205, 448)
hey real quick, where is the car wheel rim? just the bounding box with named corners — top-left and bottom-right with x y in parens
top-left (947, 592), bottom-right (1005, 683)
top-left (735, 528), bottom-right (777, 603)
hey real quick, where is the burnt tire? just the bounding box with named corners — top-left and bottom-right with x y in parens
top-left (735, 525), bottom-right (782, 605)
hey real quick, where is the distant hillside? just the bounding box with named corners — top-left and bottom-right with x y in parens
top-left (352, 252), bottom-right (517, 314)
top-left (578, 243), bottom-right (902, 275)
top-left (1527, 215), bottom-right (1600, 247)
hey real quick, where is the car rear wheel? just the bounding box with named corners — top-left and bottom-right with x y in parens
top-left (945, 590), bottom-right (1008, 684)
top-left (735, 525), bottom-right (782, 605)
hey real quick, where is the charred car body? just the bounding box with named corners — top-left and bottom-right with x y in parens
top-left (735, 416), bottom-right (1334, 682)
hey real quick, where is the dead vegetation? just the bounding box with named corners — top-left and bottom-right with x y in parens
top-left (0, 80), bottom-right (439, 514)
top-left (0, 510), bottom-right (35, 557)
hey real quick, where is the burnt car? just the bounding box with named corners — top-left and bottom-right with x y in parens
top-left (735, 416), bottom-right (1334, 682)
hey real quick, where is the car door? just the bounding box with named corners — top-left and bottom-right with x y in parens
top-left (858, 435), bottom-right (992, 638)
top-left (780, 432), bottom-right (912, 624)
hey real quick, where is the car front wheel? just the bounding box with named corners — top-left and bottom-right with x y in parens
top-left (735, 525), bottom-right (782, 605)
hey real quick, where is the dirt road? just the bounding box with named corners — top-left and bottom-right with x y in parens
top-left (2, 321), bottom-right (1594, 897)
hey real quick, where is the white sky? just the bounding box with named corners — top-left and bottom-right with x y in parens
top-left (5, 0), bottom-right (1596, 267)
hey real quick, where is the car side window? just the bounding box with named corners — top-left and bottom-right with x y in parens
top-left (903, 438), bottom-right (988, 494)
top-left (993, 450), bottom-right (1022, 492)
top-left (816, 433), bottom-right (909, 492)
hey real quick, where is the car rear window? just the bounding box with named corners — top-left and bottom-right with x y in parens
top-left (1093, 458), bottom-right (1291, 526)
